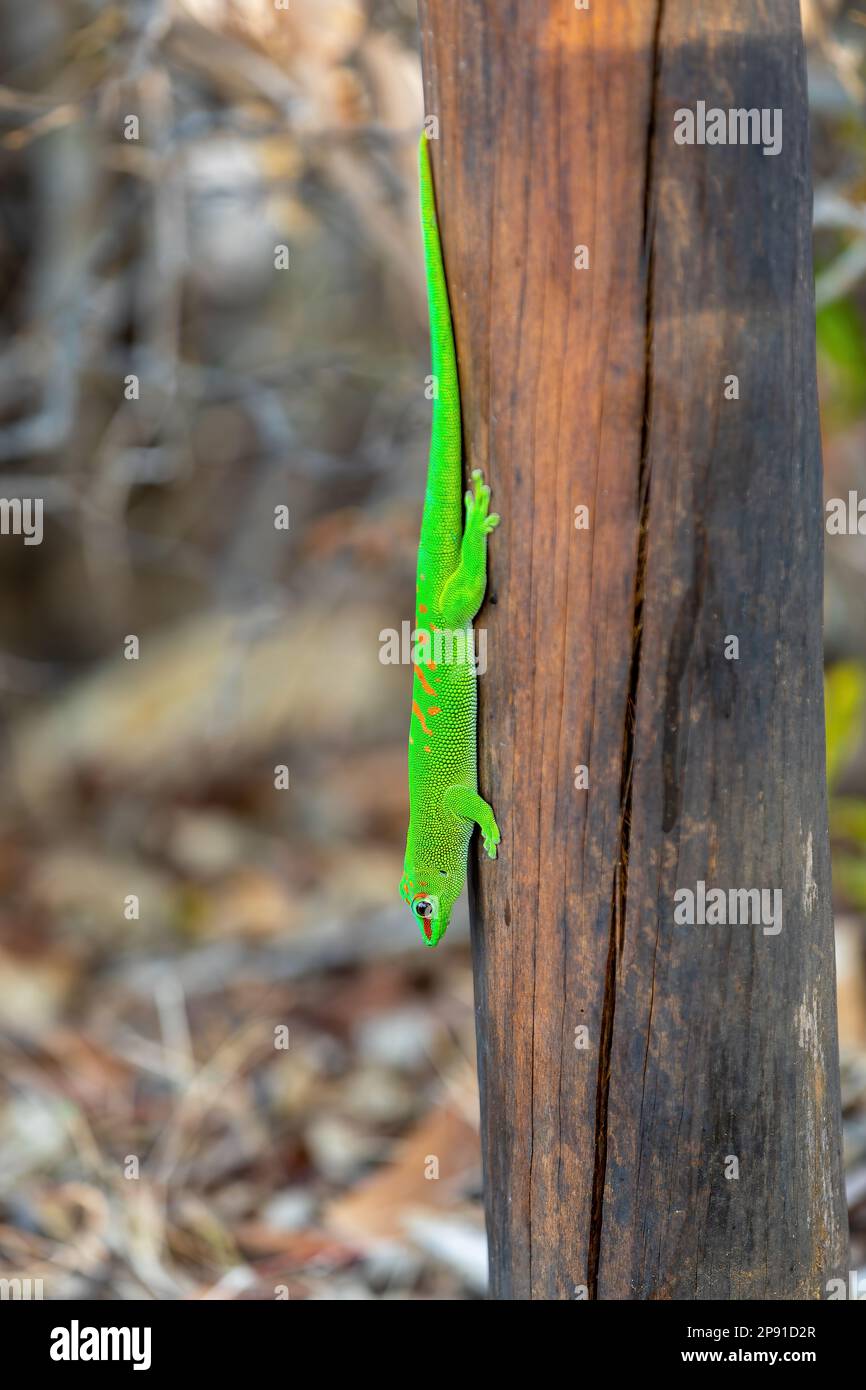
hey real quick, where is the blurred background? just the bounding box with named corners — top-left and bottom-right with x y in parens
top-left (0, 0), bottom-right (864, 1301)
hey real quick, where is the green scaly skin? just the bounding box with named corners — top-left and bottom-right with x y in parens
top-left (399, 133), bottom-right (501, 948)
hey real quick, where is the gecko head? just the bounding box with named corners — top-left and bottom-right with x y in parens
top-left (399, 870), bottom-right (459, 948)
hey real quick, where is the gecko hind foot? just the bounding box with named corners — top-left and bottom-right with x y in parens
top-left (482, 821), bottom-right (501, 860)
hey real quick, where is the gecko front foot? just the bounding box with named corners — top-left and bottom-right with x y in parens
top-left (466, 468), bottom-right (500, 537)
top-left (443, 785), bottom-right (501, 860)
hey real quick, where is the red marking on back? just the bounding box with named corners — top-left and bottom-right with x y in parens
top-left (427, 705), bottom-right (441, 716)
top-left (412, 700), bottom-right (433, 736)
top-left (418, 603), bottom-right (428, 614)
top-left (414, 664), bottom-right (436, 697)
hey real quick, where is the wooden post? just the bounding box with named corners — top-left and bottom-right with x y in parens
top-left (418, 0), bottom-right (849, 1299)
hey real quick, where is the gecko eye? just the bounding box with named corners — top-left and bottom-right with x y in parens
top-left (414, 898), bottom-right (434, 918)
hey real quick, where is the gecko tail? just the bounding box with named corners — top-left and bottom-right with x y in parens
top-left (418, 132), bottom-right (463, 553)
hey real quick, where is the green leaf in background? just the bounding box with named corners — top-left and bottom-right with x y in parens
top-left (816, 300), bottom-right (866, 426)
top-left (831, 853), bottom-right (866, 913)
top-left (829, 796), bottom-right (866, 847)
top-left (825, 662), bottom-right (866, 791)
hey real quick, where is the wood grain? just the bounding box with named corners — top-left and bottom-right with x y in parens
top-left (418, 0), bottom-right (849, 1299)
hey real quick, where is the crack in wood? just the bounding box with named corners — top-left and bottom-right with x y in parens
top-left (586, 0), bottom-right (665, 1300)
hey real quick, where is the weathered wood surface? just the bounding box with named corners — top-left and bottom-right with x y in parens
top-left (418, 0), bottom-right (849, 1299)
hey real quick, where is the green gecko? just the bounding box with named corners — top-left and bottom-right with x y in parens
top-left (399, 133), bottom-right (501, 948)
